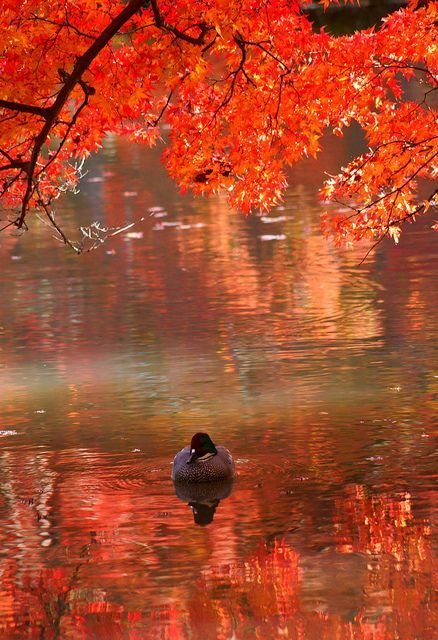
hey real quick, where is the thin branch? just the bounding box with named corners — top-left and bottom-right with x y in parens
top-left (36, 96), bottom-right (90, 179)
top-left (16, 0), bottom-right (150, 229)
top-left (213, 33), bottom-right (256, 116)
top-left (358, 149), bottom-right (438, 214)
top-left (35, 188), bottom-right (82, 253)
top-left (358, 234), bottom-right (386, 266)
top-left (388, 186), bottom-right (438, 226)
top-left (358, 186), bottom-right (438, 266)
top-left (336, 135), bottom-right (438, 187)
top-left (0, 99), bottom-right (50, 119)
top-left (29, 12), bottom-right (96, 40)
top-left (0, 219), bottom-right (20, 233)
top-left (148, 89), bottom-right (173, 127)
top-left (241, 39), bottom-right (290, 73)
top-left (150, 0), bottom-right (211, 45)
top-left (373, 60), bottom-right (438, 84)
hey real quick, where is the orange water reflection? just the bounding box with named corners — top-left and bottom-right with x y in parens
top-left (0, 443), bottom-right (434, 639)
top-left (0, 132), bottom-right (437, 638)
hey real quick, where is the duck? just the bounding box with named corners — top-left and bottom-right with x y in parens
top-left (171, 432), bottom-right (235, 483)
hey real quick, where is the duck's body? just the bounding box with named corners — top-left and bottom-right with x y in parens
top-left (171, 433), bottom-right (235, 483)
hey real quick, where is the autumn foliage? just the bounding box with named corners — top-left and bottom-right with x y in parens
top-left (0, 0), bottom-right (436, 250)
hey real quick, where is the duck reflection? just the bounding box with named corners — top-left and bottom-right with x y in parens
top-left (173, 480), bottom-right (234, 525)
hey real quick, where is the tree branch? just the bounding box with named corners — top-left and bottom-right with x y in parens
top-left (0, 99), bottom-right (50, 119)
top-left (150, 0), bottom-right (210, 45)
top-left (16, 0), bottom-right (150, 228)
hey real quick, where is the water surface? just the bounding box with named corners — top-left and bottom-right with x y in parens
top-left (0, 134), bottom-right (436, 639)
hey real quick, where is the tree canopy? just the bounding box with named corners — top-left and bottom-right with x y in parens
top-left (0, 0), bottom-right (436, 251)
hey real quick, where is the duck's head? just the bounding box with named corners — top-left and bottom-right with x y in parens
top-left (187, 432), bottom-right (218, 464)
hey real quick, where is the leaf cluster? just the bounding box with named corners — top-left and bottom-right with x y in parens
top-left (0, 0), bottom-right (436, 249)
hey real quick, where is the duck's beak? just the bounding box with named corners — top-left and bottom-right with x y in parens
top-left (187, 448), bottom-right (197, 464)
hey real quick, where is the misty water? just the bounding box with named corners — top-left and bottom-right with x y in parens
top-left (0, 132), bottom-right (436, 639)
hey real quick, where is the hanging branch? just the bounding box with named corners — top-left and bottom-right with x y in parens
top-left (15, 0), bottom-right (150, 230)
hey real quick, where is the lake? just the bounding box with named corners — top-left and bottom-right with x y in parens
top-left (0, 130), bottom-right (436, 639)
